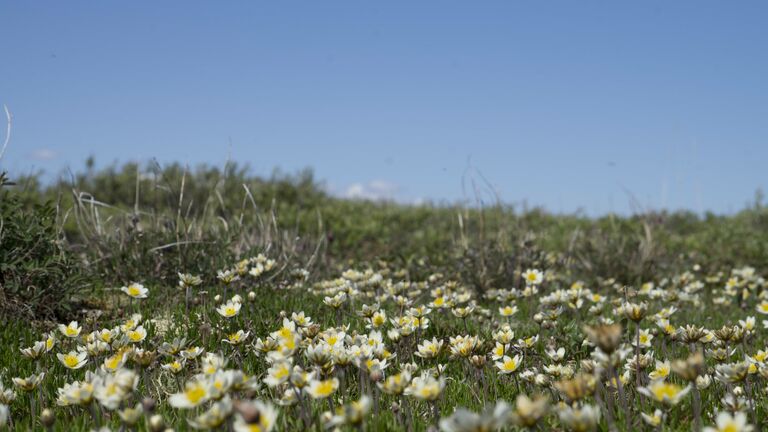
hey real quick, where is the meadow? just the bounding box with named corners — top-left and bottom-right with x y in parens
top-left (2, 162), bottom-right (768, 431)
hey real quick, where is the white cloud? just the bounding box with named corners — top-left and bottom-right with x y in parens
top-left (30, 148), bottom-right (57, 161)
top-left (344, 180), bottom-right (399, 201)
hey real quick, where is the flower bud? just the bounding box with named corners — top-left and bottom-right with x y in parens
top-left (148, 414), bottom-right (165, 432)
top-left (40, 408), bottom-right (55, 429)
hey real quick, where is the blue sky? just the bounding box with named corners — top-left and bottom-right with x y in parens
top-left (1, 2), bottom-right (767, 214)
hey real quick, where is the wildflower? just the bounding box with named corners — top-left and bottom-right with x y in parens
top-left (117, 403), bottom-right (144, 427)
top-left (739, 316), bottom-right (756, 331)
top-left (181, 346), bottom-right (205, 360)
top-left (703, 411), bottom-right (754, 432)
top-left (369, 310), bottom-right (387, 328)
top-left (59, 321), bottom-right (82, 338)
top-left (715, 362), bottom-right (749, 384)
top-left (0, 382), bottom-right (15, 404)
top-left (120, 314), bottom-right (143, 332)
top-left (622, 302), bottom-right (648, 322)
top-left (188, 397), bottom-right (232, 429)
top-left (546, 347), bottom-right (566, 362)
top-left (12, 373), bottom-right (45, 392)
top-left (178, 273), bottom-right (203, 288)
top-left (223, 330), bottom-right (250, 346)
top-left (93, 369), bottom-right (138, 410)
top-left (671, 351), bottom-right (705, 381)
top-left (264, 361), bottom-right (292, 387)
top-left (638, 380), bottom-right (691, 405)
top-left (161, 358), bottom-right (186, 374)
top-left (217, 269), bottom-right (240, 285)
top-left (325, 396), bottom-right (372, 429)
top-left (416, 337), bottom-right (444, 359)
top-left (495, 355), bottom-right (522, 374)
top-left (756, 301), bottom-right (768, 315)
top-left (57, 380), bottom-right (94, 406)
top-left (169, 379), bottom-right (213, 408)
top-left (649, 360), bottom-right (671, 380)
top-left (126, 325), bottom-right (147, 343)
top-left (522, 269), bottom-right (544, 286)
top-left (584, 324), bottom-right (622, 354)
top-left (641, 409), bottom-right (664, 427)
top-left (554, 374), bottom-right (595, 402)
top-left (558, 404), bottom-right (601, 432)
top-left (233, 400), bottom-right (278, 432)
top-left (633, 329), bottom-right (653, 347)
top-left (57, 350), bottom-right (88, 370)
top-left (217, 300), bottom-right (242, 318)
top-left (306, 378), bottom-right (339, 399)
top-left (103, 352), bottom-right (129, 373)
top-left (158, 337), bottom-right (188, 356)
top-left (405, 374), bottom-right (445, 401)
top-left (510, 394), bottom-right (548, 428)
top-left (95, 328), bottom-right (119, 344)
top-left (499, 305), bottom-right (518, 317)
top-left (20, 341), bottom-right (47, 360)
top-left (439, 401), bottom-right (511, 432)
top-left (378, 371), bottom-right (412, 395)
top-left (121, 283), bottom-right (148, 299)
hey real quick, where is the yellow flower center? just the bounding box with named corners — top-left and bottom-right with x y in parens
top-left (185, 385), bottom-right (207, 404)
top-left (315, 380), bottom-right (335, 397)
top-left (105, 355), bottom-right (121, 370)
top-left (275, 366), bottom-right (289, 379)
top-left (64, 355), bottom-right (80, 368)
top-left (651, 383), bottom-right (681, 400)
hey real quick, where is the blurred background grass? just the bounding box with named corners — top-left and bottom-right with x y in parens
top-left (3, 160), bottom-right (768, 321)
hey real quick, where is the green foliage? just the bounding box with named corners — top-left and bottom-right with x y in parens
top-left (0, 173), bottom-right (87, 320)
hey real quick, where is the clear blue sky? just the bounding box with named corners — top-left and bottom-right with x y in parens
top-left (2, 2), bottom-right (767, 215)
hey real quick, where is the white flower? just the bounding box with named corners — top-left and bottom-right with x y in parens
top-left (233, 400), bottom-right (278, 432)
top-left (703, 411), bottom-right (754, 432)
top-left (306, 378), bottom-right (339, 399)
top-left (59, 321), bottom-right (82, 338)
top-left (216, 300), bottom-right (242, 318)
top-left (496, 355), bottom-right (522, 374)
top-left (404, 374), bottom-right (445, 401)
top-left (120, 283), bottom-right (148, 299)
top-left (169, 380), bottom-right (212, 409)
top-left (57, 351), bottom-right (88, 370)
top-left (522, 269), bottom-right (544, 286)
